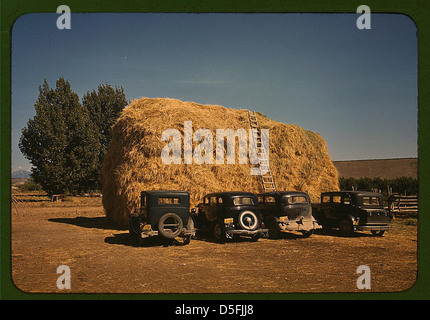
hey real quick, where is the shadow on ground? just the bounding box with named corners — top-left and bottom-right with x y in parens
top-left (105, 233), bottom-right (191, 247)
top-left (48, 216), bottom-right (122, 230)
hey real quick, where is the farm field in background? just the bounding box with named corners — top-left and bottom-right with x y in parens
top-left (10, 196), bottom-right (417, 294)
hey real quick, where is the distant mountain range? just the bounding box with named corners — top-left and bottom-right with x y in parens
top-left (11, 170), bottom-right (31, 179)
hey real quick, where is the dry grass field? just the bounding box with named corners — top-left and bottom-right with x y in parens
top-left (10, 196), bottom-right (417, 294)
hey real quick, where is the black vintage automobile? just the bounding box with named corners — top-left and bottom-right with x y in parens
top-left (258, 191), bottom-right (321, 238)
top-left (192, 191), bottom-right (268, 242)
top-left (129, 190), bottom-right (195, 245)
top-left (312, 191), bottom-right (393, 237)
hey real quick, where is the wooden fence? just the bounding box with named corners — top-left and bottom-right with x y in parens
top-left (11, 193), bottom-right (65, 202)
top-left (388, 195), bottom-right (418, 217)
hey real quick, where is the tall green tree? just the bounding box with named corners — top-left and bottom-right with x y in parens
top-left (82, 84), bottom-right (128, 186)
top-left (19, 78), bottom-right (100, 195)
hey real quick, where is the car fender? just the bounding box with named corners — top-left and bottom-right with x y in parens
top-left (341, 214), bottom-right (357, 226)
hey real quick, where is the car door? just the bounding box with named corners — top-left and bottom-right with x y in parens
top-left (331, 194), bottom-right (344, 221)
top-left (264, 195), bottom-right (277, 216)
top-left (206, 196), bottom-right (218, 222)
top-left (258, 195), bottom-right (266, 217)
top-left (215, 196), bottom-right (224, 218)
top-left (201, 196), bottom-right (212, 221)
top-left (320, 194), bottom-right (332, 221)
top-left (341, 193), bottom-right (355, 218)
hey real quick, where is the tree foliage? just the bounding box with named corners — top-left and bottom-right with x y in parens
top-left (82, 84), bottom-right (128, 186)
top-left (19, 78), bottom-right (128, 195)
top-left (339, 176), bottom-right (418, 196)
top-left (19, 78), bottom-right (100, 195)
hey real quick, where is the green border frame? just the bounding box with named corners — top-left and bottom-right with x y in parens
top-left (1, 0), bottom-right (429, 300)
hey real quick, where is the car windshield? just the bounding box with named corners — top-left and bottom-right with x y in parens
top-left (285, 196), bottom-right (308, 205)
top-left (233, 197), bottom-right (255, 206)
top-left (361, 196), bottom-right (381, 206)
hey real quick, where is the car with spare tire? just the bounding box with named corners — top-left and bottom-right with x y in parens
top-left (192, 191), bottom-right (268, 242)
top-left (128, 190), bottom-right (195, 245)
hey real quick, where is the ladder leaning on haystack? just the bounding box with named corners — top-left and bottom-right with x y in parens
top-left (248, 110), bottom-right (276, 193)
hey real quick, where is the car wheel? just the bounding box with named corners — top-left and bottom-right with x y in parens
top-left (129, 218), bottom-right (142, 246)
top-left (213, 222), bottom-right (226, 243)
top-left (129, 229), bottom-right (142, 246)
top-left (371, 230), bottom-right (385, 237)
top-left (301, 230), bottom-right (314, 238)
top-left (339, 219), bottom-right (354, 237)
top-left (250, 233), bottom-right (260, 242)
top-left (238, 211), bottom-right (259, 231)
top-left (186, 217), bottom-right (195, 232)
top-left (183, 235), bottom-right (192, 245)
top-left (267, 216), bottom-right (281, 239)
top-left (158, 213), bottom-right (183, 239)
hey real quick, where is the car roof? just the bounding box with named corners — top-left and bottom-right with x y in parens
top-left (203, 191), bottom-right (257, 197)
top-left (258, 191), bottom-right (309, 196)
top-left (143, 190), bottom-right (189, 196)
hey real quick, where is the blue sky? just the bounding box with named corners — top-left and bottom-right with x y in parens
top-left (11, 13), bottom-right (417, 171)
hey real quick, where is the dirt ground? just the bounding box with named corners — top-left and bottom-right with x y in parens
top-left (10, 200), bottom-right (417, 294)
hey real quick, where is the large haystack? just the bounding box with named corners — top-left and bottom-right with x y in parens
top-left (100, 98), bottom-right (339, 228)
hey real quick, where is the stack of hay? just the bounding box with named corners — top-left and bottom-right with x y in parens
top-left (100, 98), bottom-right (339, 228)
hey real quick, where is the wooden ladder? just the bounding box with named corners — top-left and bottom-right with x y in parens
top-left (248, 110), bottom-right (276, 192)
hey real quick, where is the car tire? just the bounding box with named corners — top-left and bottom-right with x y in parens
top-left (238, 211), bottom-right (259, 231)
top-left (183, 235), bottom-right (192, 245)
top-left (158, 213), bottom-right (183, 239)
top-left (250, 233), bottom-right (260, 242)
top-left (212, 222), bottom-right (226, 243)
top-left (129, 229), bottom-right (142, 246)
top-left (267, 216), bottom-right (281, 239)
top-left (186, 217), bottom-right (195, 232)
top-left (371, 230), bottom-right (385, 237)
top-left (301, 230), bottom-right (314, 238)
top-left (129, 217), bottom-right (142, 246)
top-left (339, 218), bottom-right (354, 237)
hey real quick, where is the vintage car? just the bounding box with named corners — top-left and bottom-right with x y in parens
top-left (258, 191), bottom-right (321, 238)
top-left (312, 191), bottom-right (393, 237)
top-left (192, 191), bottom-right (268, 242)
top-left (129, 190), bottom-right (195, 245)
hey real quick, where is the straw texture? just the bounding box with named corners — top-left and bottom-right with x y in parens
top-left (100, 98), bottom-right (339, 228)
